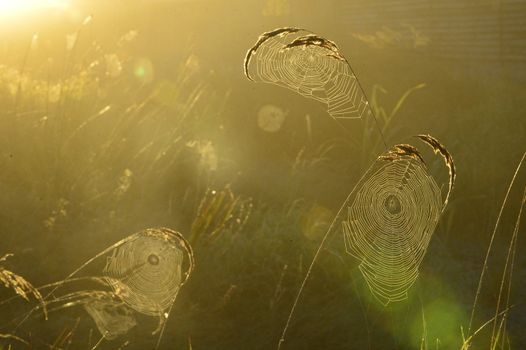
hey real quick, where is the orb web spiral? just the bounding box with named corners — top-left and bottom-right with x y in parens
top-left (343, 154), bottom-right (442, 305)
top-left (103, 228), bottom-right (192, 316)
top-left (244, 28), bottom-right (370, 119)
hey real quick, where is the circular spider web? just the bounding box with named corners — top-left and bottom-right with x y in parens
top-left (103, 228), bottom-right (188, 316)
top-left (342, 156), bottom-right (442, 305)
top-left (245, 29), bottom-right (370, 119)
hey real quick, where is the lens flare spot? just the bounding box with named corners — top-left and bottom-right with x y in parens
top-left (133, 58), bottom-right (154, 84)
top-left (409, 289), bottom-right (467, 349)
top-left (257, 104), bottom-right (286, 133)
top-left (301, 204), bottom-right (332, 241)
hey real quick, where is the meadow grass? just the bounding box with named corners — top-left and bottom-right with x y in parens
top-left (0, 28), bottom-right (525, 350)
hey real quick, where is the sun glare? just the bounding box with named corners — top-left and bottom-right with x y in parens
top-left (0, 0), bottom-right (69, 14)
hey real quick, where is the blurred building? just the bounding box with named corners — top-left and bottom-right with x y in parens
top-left (336, 0), bottom-right (526, 64)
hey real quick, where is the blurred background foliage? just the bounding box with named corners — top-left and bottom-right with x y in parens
top-left (0, 0), bottom-right (525, 349)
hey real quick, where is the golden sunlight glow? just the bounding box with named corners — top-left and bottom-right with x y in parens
top-left (0, 0), bottom-right (69, 14)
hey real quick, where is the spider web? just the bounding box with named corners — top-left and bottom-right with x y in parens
top-left (245, 28), bottom-right (371, 119)
top-left (342, 151), bottom-right (442, 305)
top-left (103, 228), bottom-right (191, 316)
top-left (7, 228), bottom-right (194, 348)
top-left (84, 296), bottom-right (137, 340)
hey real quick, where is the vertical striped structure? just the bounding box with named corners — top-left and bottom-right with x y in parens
top-left (338, 0), bottom-right (526, 62)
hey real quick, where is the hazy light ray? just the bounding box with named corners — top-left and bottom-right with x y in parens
top-left (0, 0), bottom-right (69, 14)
